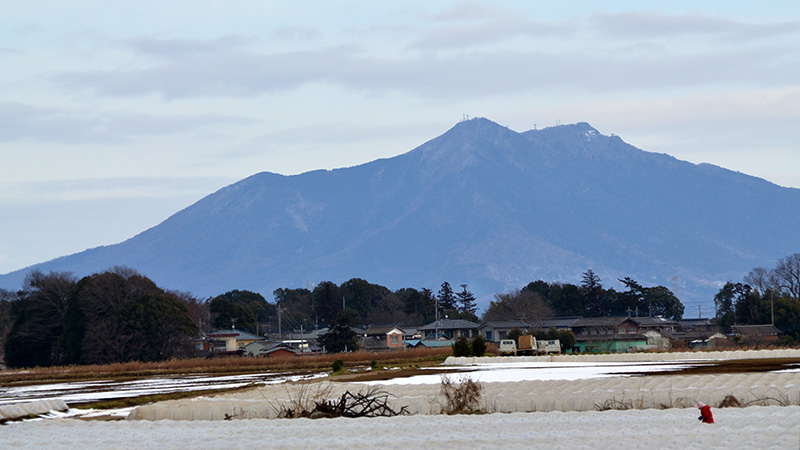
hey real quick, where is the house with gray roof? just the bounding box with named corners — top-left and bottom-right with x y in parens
top-left (479, 320), bottom-right (529, 342)
top-left (730, 324), bottom-right (781, 344)
top-left (535, 316), bottom-right (582, 330)
top-left (418, 319), bottom-right (480, 340)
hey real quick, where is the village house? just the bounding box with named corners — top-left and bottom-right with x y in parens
top-left (200, 328), bottom-right (264, 354)
top-left (570, 317), bottom-right (647, 353)
top-left (682, 330), bottom-right (728, 349)
top-left (418, 319), bottom-right (480, 340)
top-left (479, 320), bottom-right (530, 342)
top-left (243, 341), bottom-right (297, 358)
top-left (730, 324), bottom-right (782, 344)
top-left (536, 316), bottom-right (582, 331)
top-left (359, 325), bottom-right (406, 351)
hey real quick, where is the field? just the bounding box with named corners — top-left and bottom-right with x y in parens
top-left (3, 349), bottom-right (800, 448)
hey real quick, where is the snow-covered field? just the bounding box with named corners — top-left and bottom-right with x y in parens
top-left (5, 406), bottom-right (800, 449)
top-left (4, 350), bottom-right (800, 448)
top-left (0, 371), bottom-right (324, 406)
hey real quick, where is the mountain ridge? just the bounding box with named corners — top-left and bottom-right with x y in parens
top-left (2, 118), bottom-right (798, 312)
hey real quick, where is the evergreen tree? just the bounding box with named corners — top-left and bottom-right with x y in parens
top-left (215, 290), bottom-right (275, 324)
top-left (209, 296), bottom-right (257, 332)
top-left (437, 282), bottom-right (457, 313)
top-left (452, 336), bottom-right (471, 357)
top-left (318, 312), bottom-right (358, 353)
top-left (5, 271), bottom-right (75, 368)
top-left (643, 285), bottom-right (684, 320)
top-left (420, 288), bottom-right (437, 323)
top-left (614, 277), bottom-right (645, 316)
top-left (714, 282), bottom-right (736, 332)
top-left (61, 270), bottom-right (164, 365)
top-left (471, 334), bottom-right (487, 356)
top-left (456, 284), bottom-right (477, 316)
top-left (732, 283), bottom-right (760, 324)
top-left (312, 281), bottom-right (341, 327)
top-left (580, 270), bottom-right (604, 317)
top-left (118, 293), bottom-right (198, 362)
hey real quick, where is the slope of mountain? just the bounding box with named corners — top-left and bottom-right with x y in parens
top-left (3, 118), bottom-right (799, 310)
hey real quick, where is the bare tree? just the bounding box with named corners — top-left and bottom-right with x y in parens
top-left (773, 253), bottom-right (800, 299)
top-left (366, 292), bottom-right (411, 325)
top-left (483, 289), bottom-right (552, 327)
top-left (743, 267), bottom-right (774, 296)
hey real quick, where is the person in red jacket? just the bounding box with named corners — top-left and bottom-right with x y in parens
top-left (696, 401), bottom-right (714, 423)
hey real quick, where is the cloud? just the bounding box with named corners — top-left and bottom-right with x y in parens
top-left (409, 16), bottom-right (575, 50)
top-left (0, 47), bottom-right (24, 56)
top-left (127, 35), bottom-right (250, 61)
top-left (0, 102), bottom-right (252, 144)
top-left (591, 12), bottom-right (800, 42)
top-left (48, 12), bottom-right (800, 102)
top-left (0, 176), bottom-right (234, 203)
top-left (411, 2), bottom-right (576, 50)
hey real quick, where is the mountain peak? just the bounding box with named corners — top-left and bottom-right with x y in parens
top-left (447, 116), bottom-right (514, 137)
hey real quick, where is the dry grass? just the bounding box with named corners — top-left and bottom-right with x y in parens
top-left (438, 376), bottom-right (485, 414)
top-left (595, 388), bottom-right (800, 412)
top-left (0, 347), bottom-right (451, 385)
top-left (718, 394), bottom-right (744, 408)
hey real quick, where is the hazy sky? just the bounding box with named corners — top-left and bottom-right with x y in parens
top-left (2, 1), bottom-right (800, 276)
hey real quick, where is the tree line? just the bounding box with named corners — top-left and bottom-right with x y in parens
top-left (1, 268), bottom-right (199, 368)
top-left (271, 279), bottom-right (478, 335)
top-left (484, 270), bottom-right (684, 323)
top-left (714, 253), bottom-right (800, 344)
top-left (0, 267), bottom-right (684, 367)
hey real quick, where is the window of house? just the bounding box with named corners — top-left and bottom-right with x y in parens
top-left (629, 328), bottom-right (636, 333)
top-left (390, 335), bottom-right (399, 345)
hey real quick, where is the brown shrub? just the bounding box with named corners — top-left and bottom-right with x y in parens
top-left (718, 394), bottom-right (744, 408)
top-left (439, 376), bottom-right (484, 414)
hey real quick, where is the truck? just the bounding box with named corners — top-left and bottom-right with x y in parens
top-left (499, 335), bottom-right (537, 356)
top-left (498, 339), bottom-right (517, 355)
top-left (499, 336), bottom-right (561, 356)
top-left (536, 339), bottom-right (562, 354)
top-left (517, 335), bottom-right (538, 355)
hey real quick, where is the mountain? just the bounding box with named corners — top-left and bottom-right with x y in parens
top-left (2, 118), bottom-right (799, 311)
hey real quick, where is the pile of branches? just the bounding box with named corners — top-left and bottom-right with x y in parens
top-left (275, 387), bottom-right (408, 419)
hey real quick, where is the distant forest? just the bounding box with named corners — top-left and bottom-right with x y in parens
top-left (1, 253), bottom-right (799, 368)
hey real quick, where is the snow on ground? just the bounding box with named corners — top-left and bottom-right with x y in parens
top-left (5, 406), bottom-right (800, 449)
top-left (368, 361), bottom-right (696, 385)
top-left (0, 371), bottom-right (325, 406)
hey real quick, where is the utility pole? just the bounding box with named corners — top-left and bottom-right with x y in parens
top-left (435, 295), bottom-right (440, 339)
top-left (771, 292), bottom-right (774, 325)
top-left (277, 305), bottom-right (284, 341)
